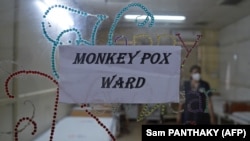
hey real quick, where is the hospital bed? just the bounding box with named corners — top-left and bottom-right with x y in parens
top-left (224, 101), bottom-right (250, 125)
top-left (212, 96), bottom-right (250, 125)
top-left (228, 112), bottom-right (250, 125)
top-left (34, 106), bottom-right (117, 141)
top-left (211, 96), bottom-right (228, 124)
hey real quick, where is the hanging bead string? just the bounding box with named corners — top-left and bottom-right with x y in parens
top-left (90, 14), bottom-right (108, 45)
top-left (4, 71), bottom-right (58, 98)
top-left (133, 34), bottom-right (153, 45)
top-left (5, 70), bottom-right (115, 140)
top-left (50, 28), bottom-right (84, 79)
top-left (114, 35), bottom-right (128, 45)
top-left (41, 23), bottom-right (86, 46)
top-left (4, 70), bottom-right (59, 141)
top-left (137, 104), bottom-right (156, 122)
top-left (135, 90), bottom-right (215, 117)
top-left (59, 88), bottom-right (116, 140)
top-left (41, 4), bottom-right (88, 44)
top-left (0, 100), bottom-right (35, 135)
top-left (41, 4), bottom-right (108, 79)
top-left (80, 104), bottom-right (116, 141)
top-left (137, 104), bottom-right (162, 122)
top-left (14, 117), bottom-right (37, 141)
top-left (50, 87), bottom-right (59, 141)
top-left (107, 3), bottom-right (154, 45)
top-left (157, 34), bottom-right (177, 46)
top-left (175, 33), bottom-right (202, 69)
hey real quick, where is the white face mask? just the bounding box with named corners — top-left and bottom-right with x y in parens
top-left (192, 73), bottom-right (201, 81)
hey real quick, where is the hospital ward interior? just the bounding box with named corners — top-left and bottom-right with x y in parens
top-left (1, 0), bottom-right (250, 141)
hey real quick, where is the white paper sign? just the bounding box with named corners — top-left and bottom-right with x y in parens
top-left (59, 45), bottom-right (181, 103)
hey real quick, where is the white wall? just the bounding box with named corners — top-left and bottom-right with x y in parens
top-left (219, 14), bottom-right (250, 101)
top-left (0, 0), bottom-right (15, 141)
top-left (0, 0), bottom-right (73, 140)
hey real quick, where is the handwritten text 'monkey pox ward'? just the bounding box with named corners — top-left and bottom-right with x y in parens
top-left (72, 50), bottom-right (172, 64)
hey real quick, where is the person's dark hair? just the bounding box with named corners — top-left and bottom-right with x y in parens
top-left (190, 65), bottom-right (201, 73)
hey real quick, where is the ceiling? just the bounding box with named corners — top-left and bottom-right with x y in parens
top-left (1, 0), bottom-right (249, 31)
top-left (72, 0), bottom-right (250, 30)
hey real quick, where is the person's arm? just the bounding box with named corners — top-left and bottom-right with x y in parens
top-left (176, 102), bottom-right (183, 124)
top-left (208, 97), bottom-right (216, 124)
top-left (203, 81), bottom-right (216, 125)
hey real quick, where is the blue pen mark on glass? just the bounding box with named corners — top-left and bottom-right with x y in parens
top-left (114, 35), bottom-right (128, 45)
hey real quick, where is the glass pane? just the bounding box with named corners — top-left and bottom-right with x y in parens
top-left (0, 104), bottom-right (13, 141)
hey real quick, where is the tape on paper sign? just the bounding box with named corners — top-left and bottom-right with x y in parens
top-left (58, 45), bottom-right (181, 104)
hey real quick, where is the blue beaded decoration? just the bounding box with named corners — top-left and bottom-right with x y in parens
top-left (41, 4), bottom-right (108, 79)
top-left (107, 3), bottom-right (155, 45)
top-left (42, 3), bottom-right (154, 79)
